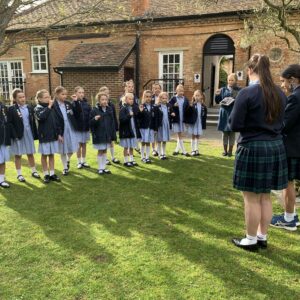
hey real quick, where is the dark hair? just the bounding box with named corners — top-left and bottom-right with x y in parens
top-left (12, 88), bottom-right (23, 100)
top-left (281, 64), bottom-right (300, 80)
top-left (247, 54), bottom-right (283, 123)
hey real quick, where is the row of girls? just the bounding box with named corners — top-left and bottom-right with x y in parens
top-left (0, 82), bottom-right (207, 187)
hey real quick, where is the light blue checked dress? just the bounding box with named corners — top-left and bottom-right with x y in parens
top-left (11, 105), bottom-right (36, 156)
top-left (0, 145), bottom-right (10, 163)
top-left (57, 102), bottom-right (78, 154)
top-left (140, 104), bottom-right (155, 143)
top-left (187, 103), bottom-right (203, 136)
top-left (157, 104), bottom-right (171, 142)
top-left (172, 96), bottom-right (185, 133)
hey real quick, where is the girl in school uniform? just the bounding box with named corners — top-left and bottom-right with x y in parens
top-left (53, 86), bottom-right (80, 175)
top-left (138, 90), bottom-right (158, 164)
top-left (0, 102), bottom-right (12, 188)
top-left (151, 83), bottom-right (162, 156)
top-left (9, 89), bottom-right (40, 182)
top-left (184, 90), bottom-right (207, 156)
top-left (229, 54), bottom-right (288, 251)
top-left (72, 86), bottom-right (91, 169)
top-left (169, 84), bottom-right (190, 156)
top-left (34, 89), bottom-right (61, 184)
top-left (155, 92), bottom-right (173, 160)
top-left (99, 86), bottom-right (120, 165)
top-left (119, 92), bottom-right (141, 167)
top-left (90, 92), bottom-right (116, 175)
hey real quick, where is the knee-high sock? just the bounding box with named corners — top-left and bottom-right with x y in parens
top-left (101, 154), bottom-right (107, 170)
top-left (195, 139), bottom-right (199, 152)
top-left (146, 146), bottom-right (150, 159)
top-left (157, 143), bottom-right (161, 156)
top-left (97, 155), bottom-right (102, 170)
top-left (179, 139), bottom-right (186, 153)
top-left (175, 137), bottom-right (180, 152)
top-left (162, 143), bottom-right (166, 155)
top-left (61, 154), bottom-right (68, 169)
top-left (191, 139), bottom-right (195, 151)
top-left (141, 144), bottom-right (145, 159)
top-left (110, 147), bottom-right (115, 160)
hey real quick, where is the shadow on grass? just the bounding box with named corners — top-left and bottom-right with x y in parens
top-left (3, 154), bottom-right (300, 298)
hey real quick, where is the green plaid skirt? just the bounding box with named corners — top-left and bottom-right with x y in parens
top-left (234, 140), bottom-right (288, 193)
top-left (287, 157), bottom-right (300, 181)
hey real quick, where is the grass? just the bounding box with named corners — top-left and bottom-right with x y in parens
top-left (0, 139), bottom-right (299, 300)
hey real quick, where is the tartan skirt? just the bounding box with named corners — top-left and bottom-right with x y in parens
top-left (233, 140), bottom-right (288, 193)
top-left (287, 157), bottom-right (300, 181)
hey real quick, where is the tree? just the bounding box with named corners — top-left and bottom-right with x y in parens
top-left (242, 0), bottom-right (300, 53)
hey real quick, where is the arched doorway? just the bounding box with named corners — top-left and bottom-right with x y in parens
top-left (202, 34), bottom-right (235, 107)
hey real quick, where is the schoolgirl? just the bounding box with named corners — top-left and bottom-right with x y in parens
top-left (98, 86), bottom-right (120, 165)
top-left (53, 86), bottom-right (80, 175)
top-left (72, 86), bottom-right (91, 169)
top-left (0, 101), bottom-right (12, 188)
top-left (184, 90), bottom-right (207, 156)
top-left (138, 90), bottom-right (159, 164)
top-left (169, 84), bottom-right (190, 156)
top-left (155, 92), bottom-right (172, 160)
top-left (151, 83), bottom-right (162, 156)
top-left (90, 92), bottom-right (116, 175)
top-left (9, 89), bottom-right (40, 182)
top-left (119, 93), bottom-right (141, 167)
top-left (34, 89), bottom-right (61, 184)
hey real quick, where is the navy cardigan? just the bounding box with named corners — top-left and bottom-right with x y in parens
top-left (119, 104), bottom-right (141, 139)
top-left (0, 103), bottom-right (12, 146)
top-left (169, 96), bottom-right (189, 124)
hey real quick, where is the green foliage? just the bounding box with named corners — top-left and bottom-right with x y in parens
top-left (0, 140), bottom-right (299, 299)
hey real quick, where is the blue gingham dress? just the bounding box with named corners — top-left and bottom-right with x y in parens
top-left (57, 102), bottom-right (78, 154)
top-left (119, 107), bottom-right (138, 149)
top-left (187, 103), bottom-right (203, 136)
top-left (0, 145), bottom-right (10, 163)
top-left (172, 96), bottom-right (185, 133)
top-left (140, 104), bottom-right (155, 143)
top-left (77, 131), bottom-right (90, 144)
top-left (11, 105), bottom-right (36, 156)
top-left (157, 104), bottom-right (171, 142)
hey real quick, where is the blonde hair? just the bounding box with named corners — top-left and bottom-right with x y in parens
top-left (122, 92), bottom-right (134, 105)
top-left (99, 86), bottom-right (109, 93)
top-left (35, 89), bottom-right (49, 104)
top-left (228, 73), bottom-right (238, 82)
top-left (141, 90), bottom-right (152, 104)
top-left (156, 92), bottom-right (168, 105)
top-left (55, 86), bottom-right (67, 95)
top-left (193, 90), bottom-right (206, 105)
top-left (176, 84), bottom-right (184, 92)
top-left (96, 92), bottom-right (108, 103)
top-left (74, 86), bottom-right (84, 93)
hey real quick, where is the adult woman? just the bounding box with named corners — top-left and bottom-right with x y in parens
top-left (271, 64), bottom-right (300, 231)
top-left (229, 54), bottom-right (288, 251)
top-left (215, 73), bottom-right (241, 157)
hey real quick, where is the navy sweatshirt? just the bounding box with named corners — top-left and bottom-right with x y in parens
top-left (229, 83), bottom-right (287, 144)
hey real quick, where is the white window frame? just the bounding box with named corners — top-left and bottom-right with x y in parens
top-left (31, 45), bottom-right (48, 73)
top-left (158, 51), bottom-right (183, 97)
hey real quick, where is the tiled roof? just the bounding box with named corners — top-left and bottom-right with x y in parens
top-left (56, 38), bottom-right (136, 70)
top-left (8, 0), bottom-right (261, 31)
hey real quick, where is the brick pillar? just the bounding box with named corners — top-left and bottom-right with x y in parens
top-left (131, 0), bottom-right (150, 17)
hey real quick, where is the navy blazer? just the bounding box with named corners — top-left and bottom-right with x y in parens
top-left (119, 104), bottom-right (141, 139)
top-left (74, 98), bottom-right (91, 132)
top-left (0, 103), bottom-right (12, 146)
top-left (90, 104), bottom-right (116, 144)
top-left (118, 94), bottom-right (139, 109)
top-left (9, 103), bottom-right (38, 140)
top-left (169, 96), bottom-right (189, 123)
top-left (138, 103), bottom-right (159, 131)
top-left (34, 103), bottom-right (61, 143)
top-left (282, 86), bottom-right (300, 158)
top-left (108, 100), bottom-right (119, 132)
top-left (53, 100), bottom-right (81, 135)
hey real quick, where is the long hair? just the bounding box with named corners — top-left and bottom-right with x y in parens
top-left (247, 54), bottom-right (282, 123)
top-left (11, 88), bottom-right (23, 105)
top-left (141, 90), bottom-right (152, 104)
top-left (281, 64), bottom-right (300, 80)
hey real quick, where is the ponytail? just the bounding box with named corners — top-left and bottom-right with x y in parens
top-left (247, 54), bottom-right (282, 123)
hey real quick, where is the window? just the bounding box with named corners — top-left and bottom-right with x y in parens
top-left (0, 61), bottom-right (24, 101)
top-left (159, 52), bottom-right (183, 98)
top-left (31, 45), bottom-right (48, 72)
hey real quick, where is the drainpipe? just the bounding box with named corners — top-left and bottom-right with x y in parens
top-left (45, 36), bottom-right (52, 92)
top-left (135, 21), bottom-right (141, 98)
top-left (53, 67), bottom-right (64, 86)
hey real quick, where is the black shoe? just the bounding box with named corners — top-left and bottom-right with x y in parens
top-left (32, 172), bottom-right (41, 179)
top-left (98, 169), bottom-right (105, 175)
top-left (131, 161), bottom-right (139, 167)
top-left (112, 158), bottom-right (120, 164)
top-left (43, 175), bottom-right (50, 184)
top-left (152, 150), bottom-right (158, 157)
top-left (106, 159), bottom-right (111, 165)
top-left (257, 240), bottom-right (268, 249)
top-left (184, 152), bottom-right (191, 157)
top-left (124, 162), bottom-right (132, 167)
top-left (232, 238), bottom-right (258, 251)
top-left (173, 151), bottom-right (179, 156)
top-left (62, 169), bottom-right (69, 176)
top-left (222, 152), bottom-right (228, 156)
top-left (0, 181), bottom-right (10, 188)
top-left (103, 169), bottom-right (112, 174)
top-left (227, 152), bottom-right (233, 157)
top-left (50, 174), bottom-right (61, 182)
top-left (145, 159), bottom-right (152, 164)
top-left (17, 175), bottom-right (26, 182)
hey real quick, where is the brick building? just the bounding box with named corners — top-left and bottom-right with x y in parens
top-left (1, 0), bottom-right (299, 106)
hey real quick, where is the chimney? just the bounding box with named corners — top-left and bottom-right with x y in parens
top-left (131, 0), bottom-right (150, 17)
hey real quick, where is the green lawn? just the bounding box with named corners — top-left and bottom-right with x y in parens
top-left (0, 140), bottom-right (299, 300)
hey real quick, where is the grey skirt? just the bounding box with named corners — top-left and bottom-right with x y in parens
top-left (11, 127), bottom-right (36, 155)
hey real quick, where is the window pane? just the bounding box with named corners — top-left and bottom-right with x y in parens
top-left (41, 63), bottom-right (47, 70)
top-left (163, 55), bottom-right (168, 64)
top-left (33, 55), bottom-right (40, 63)
top-left (33, 47), bottom-right (39, 55)
top-left (168, 65), bottom-right (174, 74)
top-left (175, 64), bottom-right (180, 73)
top-left (169, 55), bottom-right (174, 63)
top-left (40, 47), bottom-right (46, 55)
top-left (175, 54), bottom-right (180, 63)
top-left (40, 55), bottom-right (46, 63)
top-left (34, 62), bottom-right (39, 70)
top-left (163, 65), bottom-right (168, 74)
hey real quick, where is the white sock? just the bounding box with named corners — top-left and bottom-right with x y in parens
top-left (284, 212), bottom-right (295, 222)
top-left (17, 169), bottom-right (22, 176)
top-left (61, 154), bottom-right (68, 169)
top-left (124, 155), bottom-right (128, 163)
top-left (101, 154), bottom-right (107, 170)
top-left (146, 146), bottom-right (150, 159)
top-left (110, 147), bottom-right (115, 160)
top-left (191, 139), bottom-right (195, 151)
top-left (179, 140), bottom-right (186, 153)
top-left (175, 138), bottom-right (180, 152)
top-left (162, 143), bottom-right (166, 156)
top-left (82, 157), bottom-right (86, 163)
top-left (157, 143), bottom-right (161, 156)
top-left (97, 156), bottom-right (102, 170)
top-left (31, 166), bottom-right (37, 173)
top-left (257, 233), bottom-right (267, 241)
top-left (49, 170), bottom-right (55, 176)
top-left (196, 139), bottom-right (199, 152)
top-left (77, 158), bottom-right (82, 164)
top-left (130, 155), bottom-right (134, 162)
top-left (43, 170), bottom-right (49, 176)
top-left (141, 145), bottom-right (145, 159)
top-left (0, 174), bottom-right (4, 182)
top-left (240, 234), bottom-right (257, 245)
